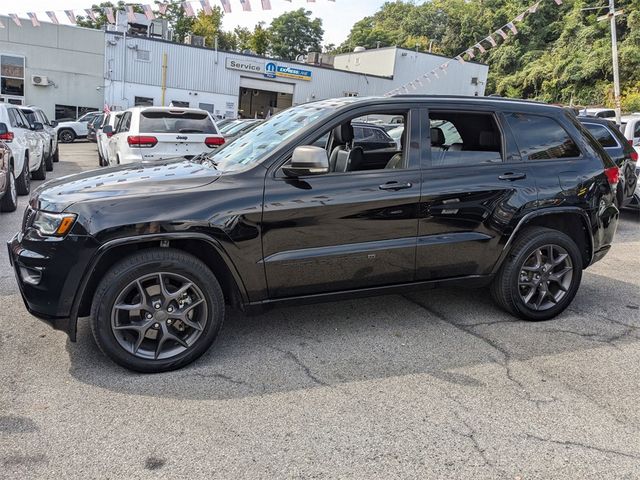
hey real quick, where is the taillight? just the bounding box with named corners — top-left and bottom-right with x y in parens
top-left (0, 131), bottom-right (14, 142)
top-left (630, 150), bottom-right (638, 163)
top-left (106, 132), bottom-right (113, 138)
top-left (127, 135), bottom-right (157, 148)
top-left (604, 166), bottom-right (620, 186)
top-left (205, 136), bottom-right (225, 148)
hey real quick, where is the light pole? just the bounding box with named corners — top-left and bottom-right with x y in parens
top-left (597, 0), bottom-right (623, 124)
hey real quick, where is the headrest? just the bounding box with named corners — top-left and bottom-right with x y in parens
top-left (479, 131), bottom-right (498, 148)
top-left (333, 123), bottom-right (354, 144)
top-left (431, 127), bottom-right (445, 146)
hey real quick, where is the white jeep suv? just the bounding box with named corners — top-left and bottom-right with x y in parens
top-left (104, 107), bottom-right (223, 165)
top-left (57, 111), bottom-right (101, 143)
top-left (0, 104), bottom-right (46, 195)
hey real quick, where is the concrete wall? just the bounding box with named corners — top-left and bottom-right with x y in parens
top-left (0, 16), bottom-right (104, 119)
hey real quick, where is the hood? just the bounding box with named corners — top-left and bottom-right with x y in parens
top-left (33, 157), bottom-right (221, 212)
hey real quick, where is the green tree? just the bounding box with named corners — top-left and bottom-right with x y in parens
top-left (250, 22), bottom-right (270, 56)
top-left (191, 6), bottom-right (224, 48)
top-left (268, 8), bottom-right (324, 60)
top-left (155, 0), bottom-right (194, 43)
top-left (76, 1), bottom-right (141, 29)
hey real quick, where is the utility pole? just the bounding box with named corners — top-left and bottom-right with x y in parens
top-left (598, 0), bottom-right (623, 124)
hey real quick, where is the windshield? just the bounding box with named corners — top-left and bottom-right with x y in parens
top-left (224, 121), bottom-right (260, 136)
top-left (208, 101), bottom-right (342, 172)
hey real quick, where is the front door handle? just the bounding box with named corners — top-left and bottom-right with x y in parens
top-left (379, 181), bottom-right (412, 191)
top-left (498, 172), bottom-right (527, 181)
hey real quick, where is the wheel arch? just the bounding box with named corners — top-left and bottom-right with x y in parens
top-left (70, 233), bottom-right (249, 341)
top-left (492, 208), bottom-right (593, 274)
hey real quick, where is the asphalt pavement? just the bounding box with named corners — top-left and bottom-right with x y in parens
top-left (1, 142), bottom-right (639, 479)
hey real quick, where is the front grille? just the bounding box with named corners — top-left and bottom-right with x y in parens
top-left (22, 206), bottom-right (35, 232)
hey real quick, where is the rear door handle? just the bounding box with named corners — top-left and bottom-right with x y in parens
top-left (379, 181), bottom-right (412, 191)
top-left (498, 172), bottom-right (527, 181)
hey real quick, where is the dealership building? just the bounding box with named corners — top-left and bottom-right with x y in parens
top-left (0, 14), bottom-right (489, 120)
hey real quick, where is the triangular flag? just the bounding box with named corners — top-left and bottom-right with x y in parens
top-left (182, 1), bottom-right (195, 17)
top-left (27, 12), bottom-right (40, 27)
top-left (142, 4), bottom-right (155, 20)
top-left (240, 0), bottom-right (252, 12)
top-left (455, 55), bottom-right (466, 64)
top-left (486, 35), bottom-right (497, 47)
top-left (84, 9), bottom-right (97, 22)
top-left (529, 1), bottom-right (541, 13)
top-left (506, 22), bottom-right (518, 34)
top-left (475, 43), bottom-right (486, 54)
top-left (554, 0), bottom-right (562, 5)
top-left (200, 0), bottom-right (212, 15)
top-left (496, 29), bottom-right (508, 40)
top-left (465, 48), bottom-right (475, 59)
top-left (158, 3), bottom-right (169, 15)
top-left (46, 11), bottom-right (59, 24)
top-left (261, 0), bottom-right (272, 9)
top-left (514, 12), bottom-right (526, 22)
top-left (65, 10), bottom-right (76, 24)
top-left (127, 6), bottom-right (137, 22)
top-left (104, 7), bottom-right (115, 24)
top-left (220, 0), bottom-right (232, 13)
top-left (9, 14), bottom-right (22, 27)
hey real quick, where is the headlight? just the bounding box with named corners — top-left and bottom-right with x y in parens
top-left (32, 211), bottom-right (77, 236)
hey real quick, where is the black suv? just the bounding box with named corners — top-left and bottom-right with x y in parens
top-left (8, 96), bottom-right (620, 372)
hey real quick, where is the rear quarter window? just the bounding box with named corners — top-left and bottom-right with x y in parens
top-left (582, 123), bottom-right (618, 148)
top-left (505, 113), bottom-right (581, 160)
top-left (140, 111), bottom-right (217, 134)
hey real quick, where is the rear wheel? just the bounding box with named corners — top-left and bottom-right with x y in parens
top-left (31, 150), bottom-right (46, 181)
top-left (0, 165), bottom-right (17, 212)
top-left (90, 249), bottom-right (225, 373)
top-left (491, 227), bottom-right (583, 321)
top-left (15, 155), bottom-right (30, 195)
top-left (58, 129), bottom-right (75, 144)
top-left (44, 143), bottom-right (54, 171)
top-left (52, 147), bottom-right (59, 163)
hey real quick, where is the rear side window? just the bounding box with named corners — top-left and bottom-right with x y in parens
top-left (505, 113), bottom-right (580, 160)
top-left (139, 111), bottom-right (217, 134)
top-left (582, 123), bottom-right (618, 148)
top-left (22, 110), bottom-right (37, 125)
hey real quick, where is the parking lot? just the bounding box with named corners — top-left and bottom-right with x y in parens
top-left (0, 142), bottom-right (639, 479)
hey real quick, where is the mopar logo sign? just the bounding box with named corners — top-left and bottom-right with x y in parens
top-left (264, 62), bottom-right (312, 81)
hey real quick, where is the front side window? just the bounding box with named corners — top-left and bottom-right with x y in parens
top-left (583, 123), bottom-right (617, 148)
top-left (505, 113), bottom-right (580, 160)
top-left (428, 111), bottom-right (503, 167)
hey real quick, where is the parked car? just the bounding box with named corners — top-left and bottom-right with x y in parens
top-left (19, 106), bottom-right (56, 172)
top-left (578, 107), bottom-right (617, 119)
top-left (579, 117), bottom-right (638, 208)
top-left (8, 96), bottom-right (620, 372)
top-left (97, 112), bottom-right (123, 167)
top-left (0, 104), bottom-right (46, 196)
top-left (387, 126), bottom-right (404, 149)
top-left (57, 111), bottom-right (101, 143)
top-left (22, 105), bottom-right (59, 164)
top-left (620, 114), bottom-right (640, 152)
top-left (352, 123), bottom-right (398, 151)
top-left (87, 113), bottom-right (104, 143)
top-left (104, 107), bottom-right (224, 165)
top-left (219, 119), bottom-right (263, 143)
top-left (0, 140), bottom-right (17, 212)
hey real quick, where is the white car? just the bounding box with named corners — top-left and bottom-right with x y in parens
top-left (104, 107), bottom-right (224, 165)
top-left (96, 111), bottom-right (122, 167)
top-left (578, 107), bottom-right (617, 119)
top-left (0, 104), bottom-right (46, 196)
top-left (20, 106), bottom-right (58, 172)
top-left (56, 111), bottom-right (101, 143)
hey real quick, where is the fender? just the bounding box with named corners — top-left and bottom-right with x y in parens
top-left (490, 207), bottom-right (594, 275)
top-left (67, 232), bottom-right (250, 341)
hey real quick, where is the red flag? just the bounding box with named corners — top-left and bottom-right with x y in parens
top-left (104, 8), bottom-right (115, 24)
top-left (200, 0), bottom-right (212, 15)
top-left (46, 11), bottom-right (59, 24)
top-left (104, 103), bottom-right (111, 115)
top-left (240, 0), bottom-right (252, 12)
top-left (9, 14), bottom-right (22, 27)
top-left (65, 10), bottom-right (76, 24)
top-left (27, 12), bottom-right (40, 27)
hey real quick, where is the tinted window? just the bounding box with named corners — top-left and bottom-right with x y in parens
top-left (140, 111), bottom-right (217, 134)
top-left (21, 109), bottom-right (37, 125)
top-left (135, 96), bottom-right (154, 107)
top-left (634, 121), bottom-right (640, 138)
top-left (583, 123), bottom-right (617, 148)
top-left (505, 113), bottom-right (580, 160)
top-left (115, 112), bottom-right (131, 133)
top-left (55, 104), bottom-right (77, 121)
top-left (9, 108), bottom-right (28, 128)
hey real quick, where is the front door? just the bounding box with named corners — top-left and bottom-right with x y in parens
top-left (261, 106), bottom-right (421, 298)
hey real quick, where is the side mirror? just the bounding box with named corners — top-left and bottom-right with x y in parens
top-left (282, 146), bottom-right (329, 177)
top-left (50, 120), bottom-right (58, 128)
top-left (0, 123), bottom-right (7, 135)
top-left (32, 122), bottom-right (44, 131)
top-left (103, 125), bottom-right (114, 137)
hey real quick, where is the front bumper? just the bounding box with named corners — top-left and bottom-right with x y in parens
top-left (8, 231), bottom-right (94, 340)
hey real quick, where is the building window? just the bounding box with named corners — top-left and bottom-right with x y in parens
top-left (54, 104), bottom-right (99, 121)
top-left (134, 96), bottom-right (154, 107)
top-left (0, 54), bottom-right (25, 105)
top-left (344, 92), bottom-right (358, 97)
top-left (171, 100), bottom-right (189, 108)
top-left (135, 49), bottom-right (151, 61)
top-left (199, 102), bottom-right (214, 113)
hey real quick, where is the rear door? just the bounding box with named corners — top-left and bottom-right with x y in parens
top-left (416, 105), bottom-right (537, 280)
top-left (137, 109), bottom-right (221, 159)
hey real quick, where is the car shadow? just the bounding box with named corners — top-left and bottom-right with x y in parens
top-left (66, 270), bottom-right (640, 401)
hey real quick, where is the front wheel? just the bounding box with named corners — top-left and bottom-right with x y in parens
top-left (15, 155), bottom-right (30, 195)
top-left (52, 147), bottom-right (59, 163)
top-left (491, 227), bottom-right (583, 321)
top-left (45, 143), bottom-right (54, 171)
top-left (0, 166), bottom-right (17, 212)
top-left (90, 249), bottom-right (225, 373)
top-left (58, 129), bottom-right (75, 143)
top-left (31, 151), bottom-right (46, 181)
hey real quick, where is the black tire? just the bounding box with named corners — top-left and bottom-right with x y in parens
top-left (58, 129), bottom-right (75, 144)
top-left (491, 227), bottom-right (583, 321)
top-left (0, 165), bottom-right (18, 212)
top-left (98, 149), bottom-right (106, 167)
top-left (52, 147), bottom-right (59, 163)
top-left (15, 155), bottom-right (30, 196)
top-left (45, 144), bottom-right (54, 171)
top-left (31, 151), bottom-right (46, 181)
top-left (90, 248), bottom-right (225, 373)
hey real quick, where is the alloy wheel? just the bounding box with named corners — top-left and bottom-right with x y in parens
top-left (110, 272), bottom-right (209, 360)
top-left (518, 244), bottom-right (573, 311)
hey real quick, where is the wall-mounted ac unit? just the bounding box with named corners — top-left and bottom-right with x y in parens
top-left (31, 75), bottom-right (49, 86)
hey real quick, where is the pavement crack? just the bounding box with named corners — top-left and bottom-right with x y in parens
top-left (188, 372), bottom-right (254, 389)
top-left (524, 433), bottom-right (640, 460)
top-left (270, 346), bottom-right (329, 387)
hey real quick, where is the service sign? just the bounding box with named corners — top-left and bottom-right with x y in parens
top-left (225, 58), bottom-right (264, 74)
top-left (264, 62), bottom-right (312, 81)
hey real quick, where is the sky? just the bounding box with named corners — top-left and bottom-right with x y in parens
top-left (0, 0), bottom-right (390, 46)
